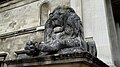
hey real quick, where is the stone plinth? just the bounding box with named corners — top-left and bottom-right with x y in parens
top-left (5, 52), bottom-right (109, 67)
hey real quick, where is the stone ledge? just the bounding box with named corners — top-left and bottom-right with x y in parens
top-left (0, 53), bottom-right (7, 57)
top-left (0, 0), bottom-right (12, 4)
top-left (0, 26), bottom-right (45, 39)
top-left (5, 52), bottom-right (109, 67)
top-left (0, 52), bottom-right (7, 61)
top-left (0, 0), bottom-right (39, 13)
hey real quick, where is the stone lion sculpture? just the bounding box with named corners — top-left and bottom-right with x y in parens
top-left (25, 6), bottom-right (97, 57)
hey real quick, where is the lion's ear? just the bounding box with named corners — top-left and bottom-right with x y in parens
top-left (49, 13), bottom-right (53, 17)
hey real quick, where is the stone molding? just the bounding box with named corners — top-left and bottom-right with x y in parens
top-left (5, 52), bottom-right (109, 67)
top-left (0, 26), bottom-right (45, 39)
top-left (0, 0), bottom-right (39, 13)
top-left (0, 52), bottom-right (7, 61)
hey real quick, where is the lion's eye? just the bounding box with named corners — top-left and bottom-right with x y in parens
top-left (58, 13), bottom-right (62, 15)
top-left (49, 13), bottom-right (53, 17)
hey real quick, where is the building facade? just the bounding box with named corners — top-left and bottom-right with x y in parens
top-left (0, 0), bottom-right (119, 67)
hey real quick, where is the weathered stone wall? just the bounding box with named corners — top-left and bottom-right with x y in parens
top-left (0, 0), bottom-right (42, 60)
top-left (0, 1), bottom-right (40, 34)
top-left (82, 0), bottom-right (115, 66)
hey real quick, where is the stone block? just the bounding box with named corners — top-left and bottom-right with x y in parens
top-left (5, 52), bottom-right (109, 67)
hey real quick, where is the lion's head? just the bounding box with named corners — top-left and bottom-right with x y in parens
top-left (44, 6), bottom-right (84, 42)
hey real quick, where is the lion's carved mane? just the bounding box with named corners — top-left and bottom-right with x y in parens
top-left (44, 6), bottom-right (84, 43)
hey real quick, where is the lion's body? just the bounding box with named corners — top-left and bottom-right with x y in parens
top-left (25, 6), bottom-right (97, 56)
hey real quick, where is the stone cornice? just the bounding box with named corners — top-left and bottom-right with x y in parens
top-left (0, 52), bottom-right (7, 61)
top-left (0, 0), bottom-right (39, 13)
top-left (0, 26), bottom-right (45, 39)
top-left (0, 0), bottom-right (12, 4)
top-left (5, 52), bottom-right (109, 67)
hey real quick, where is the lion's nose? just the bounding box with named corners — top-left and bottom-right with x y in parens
top-left (52, 18), bottom-right (57, 21)
top-left (30, 45), bottom-right (34, 49)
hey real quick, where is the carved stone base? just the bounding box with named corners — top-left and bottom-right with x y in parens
top-left (5, 52), bottom-right (109, 67)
